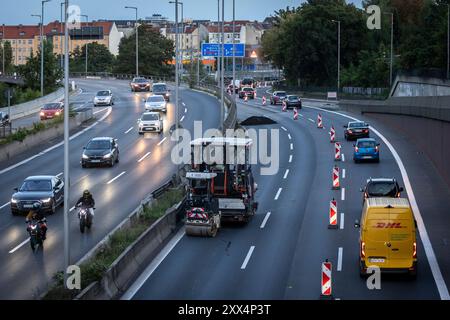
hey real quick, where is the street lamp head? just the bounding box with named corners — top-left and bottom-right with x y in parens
top-left (42, 0), bottom-right (51, 4)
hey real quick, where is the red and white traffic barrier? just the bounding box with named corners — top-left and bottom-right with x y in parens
top-left (244, 95), bottom-right (248, 103)
top-left (329, 126), bottom-right (336, 143)
top-left (262, 96), bottom-right (267, 106)
top-left (332, 165), bottom-right (340, 190)
top-left (334, 142), bottom-right (341, 161)
top-left (321, 260), bottom-right (333, 298)
top-left (282, 100), bottom-right (287, 112)
top-left (254, 91), bottom-right (257, 99)
top-left (317, 114), bottom-right (323, 129)
top-left (328, 199), bottom-right (338, 229)
top-left (293, 107), bottom-right (299, 120)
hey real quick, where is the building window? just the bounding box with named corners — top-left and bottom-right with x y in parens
top-left (18, 56), bottom-right (22, 61)
top-left (20, 32), bottom-right (25, 36)
top-left (12, 40), bottom-right (15, 44)
top-left (18, 48), bottom-right (22, 52)
top-left (28, 39), bottom-right (32, 44)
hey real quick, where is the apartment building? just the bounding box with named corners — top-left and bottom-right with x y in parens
top-left (161, 24), bottom-right (208, 56)
top-left (0, 21), bottom-right (122, 65)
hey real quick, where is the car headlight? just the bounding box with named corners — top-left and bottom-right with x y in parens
top-left (40, 111), bottom-right (45, 116)
top-left (11, 198), bottom-right (17, 204)
top-left (82, 154), bottom-right (89, 159)
top-left (55, 111), bottom-right (60, 116)
top-left (42, 198), bottom-right (51, 203)
top-left (103, 153), bottom-right (112, 159)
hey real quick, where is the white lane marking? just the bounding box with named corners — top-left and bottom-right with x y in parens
top-left (342, 169), bottom-right (346, 179)
top-left (308, 118), bottom-right (315, 123)
top-left (299, 114), bottom-right (304, 118)
top-left (288, 134), bottom-right (292, 140)
top-left (9, 238), bottom-right (29, 254)
top-left (157, 137), bottom-right (167, 146)
top-left (281, 126), bottom-right (287, 132)
top-left (93, 107), bottom-right (108, 115)
top-left (305, 105), bottom-right (450, 300)
top-left (341, 153), bottom-right (345, 162)
top-left (260, 212), bottom-right (271, 229)
top-left (138, 152), bottom-right (151, 163)
top-left (241, 246), bottom-right (255, 270)
top-left (184, 108), bottom-right (187, 113)
top-left (70, 206), bottom-right (75, 212)
top-left (337, 247), bottom-right (343, 271)
top-left (274, 188), bottom-right (282, 200)
top-left (0, 202), bottom-right (10, 210)
top-left (180, 116), bottom-right (185, 122)
top-left (290, 143), bottom-right (293, 150)
top-left (0, 107), bottom-right (112, 176)
top-left (125, 127), bottom-right (133, 134)
top-left (341, 188), bottom-right (345, 201)
top-left (289, 155), bottom-right (293, 163)
top-left (121, 227), bottom-right (185, 300)
top-left (340, 213), bottom-right (345, 230)
top-left (56, 172), bottom-right (63, 177)
top-left (107, 171), bottom-right (126, 185)
top-left (283, 169), bottom-right (290, 179)
top-left (182, 102), bottom-right (186, 107)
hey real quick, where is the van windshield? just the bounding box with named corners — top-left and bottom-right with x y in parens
top-left (367, 182), bottom-right (398, 197)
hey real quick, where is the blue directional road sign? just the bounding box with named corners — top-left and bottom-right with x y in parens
top-left (201, 43), bottom-right (245, 57)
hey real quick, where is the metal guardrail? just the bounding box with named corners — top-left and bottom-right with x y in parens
top-left (70, 72), bottom-right (175, 84)
top-left (0, 122), bottom-right (12, 138)
top-left (151, 180), bottom-right (174, 199)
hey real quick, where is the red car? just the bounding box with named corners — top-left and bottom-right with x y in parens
top-left (40, 102), bottom-right (64, 120)
top-left (239, 87), bottom-right (255, 99)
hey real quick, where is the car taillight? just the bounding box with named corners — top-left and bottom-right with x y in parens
top-left (375, 146), bottom-right (379, 152)
top-left (364, 129), bottom-right (368, 133)
top-left (360, 241), bottom-right (366, 258)
top-left (355, 146), bottom-right (359, 152)
top-left (413, 242), bottom-right (417, 258)
top-left (348, 129), bottom-right (353, 133)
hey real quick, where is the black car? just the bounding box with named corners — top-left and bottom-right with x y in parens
top-left (130, 77), bottom-right (151, 92)
top-left (241, 77), bottom-right (255, 88)
top-left (0, 111), bottom-right (10, 126)
top-left (152, 83), bottom-right (170, 102)
top-left (81, 137), bottom-right (119, 168)
top-left (285, 95), bottom-right (302, 109)
top-left (344, 121), bottom-right (370, 140)
top-left (360, 178), bottom-right (404, 203)
top-left (239, 87), bottom-right (255, 99)
top-left (11, 175), bottom-right (64, 215)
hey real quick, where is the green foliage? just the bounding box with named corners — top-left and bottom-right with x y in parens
top-left (69, 42), bottom-right (115, 73)
top-left (16, 40), bottom-right (62, 94)
top-left (0, 40), bottom-right (13, 74)
top-left (114, 24), bottom-right (175, 76)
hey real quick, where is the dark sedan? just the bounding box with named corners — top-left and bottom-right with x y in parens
top-left (152, 83), bottom-right (171, 102)
top-left (11, 175), bottom-right (64, 215)
top-left (344, 121), bottom-right (370, 140)
top-left (360, 178), bottom-right (404, 204)
top-left (285, 95), bottom-right (302, 109)
top-left (81, 137), bottom-right (120, 168)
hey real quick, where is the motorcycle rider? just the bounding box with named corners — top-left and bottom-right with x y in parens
top-left (26, 202), bottom-right (47, 240)
top-left (75, 189), bottom-right (95, 222)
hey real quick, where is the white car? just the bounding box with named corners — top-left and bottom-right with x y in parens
top-left (145, 95), bottom-right (167, 112)
top-left (94, 90), bottom-right (114, 106)
top-left (138, 112), bottom-right (163, 134)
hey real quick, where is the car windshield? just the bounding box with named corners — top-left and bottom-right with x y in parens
top-left (349, 122), bottom-right (366, 128)
top-left (133, 78), bottom-right (148, 83)
top-left (147, 96), bottom-right (165, 103)
top-left (86, 140), bottom-right (111, 150)
top-left (153, 84), bottom-right (167, 92)
top-left (276, 92), bottom-right (286, 96)
top-left (42, 103), bottom-right (61, 110)
top-left (20, 179), bottom-right (52, 192)
top-left (288, 96), bottom-right (298, 101)
top-left (243, 88), bottom-right (253, 92)
top-left (367, 182), bottom-right (397, 197)
top-left (358, 141), bottom-right (376, 148)
top-left (97, 91), bottom-right (110, 96)
top-left (142, 114), bottom-right (159, 121)
top-left (242, 79), bottom-right (253, 85)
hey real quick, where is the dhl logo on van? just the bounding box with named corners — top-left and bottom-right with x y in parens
top-left (374, 222), bottom-right (406, 228)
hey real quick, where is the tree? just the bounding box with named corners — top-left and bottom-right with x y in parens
top-left (0, 40), bottom-right (13, 74)
top-left (17, 40), bottom-right (62, 94)
top-left (70, 42), bottom-right (114, 73)
top-left (114, 24), bottom-right (174, 76)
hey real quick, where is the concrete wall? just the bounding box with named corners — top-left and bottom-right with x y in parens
top-left (390, 75), bottom-right (450, 97)
top-left (0, 88), bottom-right (64, 121)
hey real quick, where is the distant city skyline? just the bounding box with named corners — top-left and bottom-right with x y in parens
top-left (0, 0), bottom-right (363, 25)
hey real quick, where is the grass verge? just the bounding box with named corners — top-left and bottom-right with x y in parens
top-left (42, 188), bottom-right (184, 300)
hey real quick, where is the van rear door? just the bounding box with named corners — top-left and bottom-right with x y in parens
top-left (364, 208), bottom-right (390, 266)
top-left (387, 206), bottom-right (414, 268)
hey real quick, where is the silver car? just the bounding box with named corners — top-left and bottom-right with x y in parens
top-left (145, 95), bottom-right (167, 112)
top-left (94, 90), bottom-right (114, 106)
top-left (138, 112), bottom-right (163, 134)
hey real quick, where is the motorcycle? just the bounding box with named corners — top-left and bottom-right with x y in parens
top-left (27, 219), bottom-right (46, 251)
top-left (77, 205), bottom-right (94, 233)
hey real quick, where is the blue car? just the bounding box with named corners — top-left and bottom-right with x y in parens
top-left (353, 138), bottom-right (380, 163)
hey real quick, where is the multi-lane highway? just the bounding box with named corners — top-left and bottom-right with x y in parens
top-left (124, 88), bottom-right (450, 300)
top-left (0, 78), bottom-right (220, 299)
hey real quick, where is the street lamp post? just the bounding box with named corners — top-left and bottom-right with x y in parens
top-left (60, 2), bottom-right (64, 70)
top-left (384, 12), bottom-right (394, 87)
top-left (332, 19), bottom-right (341, 93)
top-left (232, 0), bottom-right (236, 102)
top-left (169, 0), bottom-right (180, 136)
top-left (80, 15), bottom-right (88, 76)
top-left (2, 24), bottom-right (5, 75)
top-left (40, 0), bottom-right (51, 96)
top-left (63, 0), bottom-right (70, 288)
top-left (125, 6), bottom-right (138, 77)
top-left (170, 1), bottom-right (184, 80)
top-left (220, 0), bottom-right (225, 127)
top-left (447, 4), bottom-right (449, 79)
